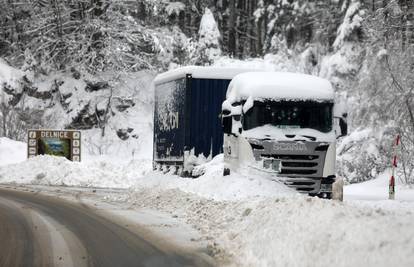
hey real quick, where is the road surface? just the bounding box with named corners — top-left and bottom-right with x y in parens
top-left (0, 187), bottom-right (213, 267)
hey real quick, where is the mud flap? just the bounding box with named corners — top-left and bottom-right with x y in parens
top-left (332, 177), bottom-right (344, 201)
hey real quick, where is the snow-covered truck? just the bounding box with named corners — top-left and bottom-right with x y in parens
top-left (152, 66), bottom-right (255, 175)
top-left (221, 72), bottom-right (347, 199)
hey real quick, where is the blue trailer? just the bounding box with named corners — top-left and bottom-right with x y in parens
top-left (153, 66), bottom-right (254, 175)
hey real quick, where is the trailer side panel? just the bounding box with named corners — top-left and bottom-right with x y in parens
top-left (186, 78), bottom-right (230, 159)
top-left (153, 78), bottom-right (186, 164)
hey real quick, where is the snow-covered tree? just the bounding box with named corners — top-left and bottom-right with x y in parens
top-left (195, 8), bottom-right (222, 65)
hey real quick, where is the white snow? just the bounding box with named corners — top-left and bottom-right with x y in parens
top-left (0, 137), bottom-right (26, 166)
top-left (1, 137), bottom-right (414, 267)
top-left (0, 151), bottom-right (294, 201)
top-left (0, 154), bottom-right (152, 188)
top-left (333, 0), bottom-right (364, 49)
top-left (345, 169), bottom-right (414, 202)
top-left (0, 58), bottom-right (23, 88)
top-left (225, 72), bottom-right (334, 104)
top-left (242, 125), bottom-right (336, 142)
top-left (153, 66), bottom-right (260, 85)
top-left (165, 2), bottom-right (185, 16)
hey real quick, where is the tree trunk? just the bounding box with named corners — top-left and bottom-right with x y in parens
top-left (228, 0), bottom-right (236, 57)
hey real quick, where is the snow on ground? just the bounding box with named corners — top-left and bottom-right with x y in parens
top-left (346, 169), bottom-right (414, 202)
top-left (0, 155), bottom-right (152, 188)
top-left (1, 138), bottom-right (414, 267)
top-left (125, 171), bottom-right (414, 267)
top-left (0, 137), bottom-right (26, 166)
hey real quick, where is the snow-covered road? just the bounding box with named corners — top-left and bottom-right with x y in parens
top-left (0, 186), bottom-right (214, 267)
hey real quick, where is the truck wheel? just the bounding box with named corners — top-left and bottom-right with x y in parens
top-left (223, 168), bottom-right (230, 176)
top-left (332, 177), bottom-right (344, 201)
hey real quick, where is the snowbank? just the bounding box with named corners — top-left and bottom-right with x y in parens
top-left (0, 151), bottom-right (294, 201)
top-left (0, 137), bottom-right (26, 166)
top-left (0, 155), bottom-right (152, 188)
top-left (0, 140), bottom-right (293, 200)
top-left (133, 154), bottom-right (296, 201)
top-left (128, 181), bottom-right (414, 267)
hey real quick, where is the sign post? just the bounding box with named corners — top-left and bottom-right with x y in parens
top-left (389, 134), bottom-right (400, 200)
top-left (27, 130), bottom-right (81, 162)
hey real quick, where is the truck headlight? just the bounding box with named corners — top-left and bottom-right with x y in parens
top-left (263, 159), bottom-right (281, 172)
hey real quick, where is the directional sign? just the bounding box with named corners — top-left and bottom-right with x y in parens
top-left (27, 130), bottom-right (81, 161)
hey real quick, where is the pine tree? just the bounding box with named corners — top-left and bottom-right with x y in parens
top-left (196, 7), bottom-right (222, 65)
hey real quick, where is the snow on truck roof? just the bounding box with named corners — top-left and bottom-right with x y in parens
top-left (226, 72), bottom-right (334, 102)
top-left (153, 66), bottom-right (261, 85)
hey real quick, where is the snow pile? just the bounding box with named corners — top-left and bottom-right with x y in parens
top-left (135, 154), bottom-right (296, 201)
top-left (0, 138), bottom-right (26, 166)
top-left (225, 196), bottom-right (414, 267)
top-left (127, 181), bottom-right (414, 267)
top-left (0, 142), bottom-right (293, 200)
top-left (0, 155), bottom-right (152, 188)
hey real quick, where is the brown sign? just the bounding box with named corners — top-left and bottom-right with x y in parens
top-left (27, 130), bottom-right (81, 162)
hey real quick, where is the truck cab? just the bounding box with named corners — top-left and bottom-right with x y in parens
top-left (221, 72), bottom-right (347, 199)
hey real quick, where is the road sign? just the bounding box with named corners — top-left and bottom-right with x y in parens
top-left (27, 130), bottom-right (81, 162)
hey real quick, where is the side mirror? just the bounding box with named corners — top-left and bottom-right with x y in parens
top-left (335, 113), bottom-right (348, 138)
top-left (222, 109), bottom-right (232, 134)
top-left (222, 100), bottom-right (242, 135)
top-left (222, 116), bottom-right (232, 134)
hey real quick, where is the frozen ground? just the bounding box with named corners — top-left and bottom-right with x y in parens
top-left (0, 138), bottom-right (413, 267)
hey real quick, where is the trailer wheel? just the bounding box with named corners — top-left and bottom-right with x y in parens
top-left (223, 168), bottom-right (230, 176)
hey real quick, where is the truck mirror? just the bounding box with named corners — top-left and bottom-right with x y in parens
top-left (339, 113), bottom-right (348, 137)
top-left (335, 113), bottom-right (348, 139)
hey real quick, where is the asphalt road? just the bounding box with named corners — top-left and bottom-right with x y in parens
top-left (0, 188), bottom-right (213, 267)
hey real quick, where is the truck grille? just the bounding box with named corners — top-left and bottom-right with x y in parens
top-left (250, 140), bottom-right (330, 193)
top-left (280, 177), bottom-right (322, 193)
top-left (260, 153), bottom-right (323, 178)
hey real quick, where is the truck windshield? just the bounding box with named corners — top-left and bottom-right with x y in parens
top-left (242, 101), bottom-right (333, 133)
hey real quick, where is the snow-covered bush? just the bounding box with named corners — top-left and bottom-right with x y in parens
top-left (337, 128), bottom-right (393, 183)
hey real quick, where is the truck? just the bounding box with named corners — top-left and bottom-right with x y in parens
top-left (221, 72), bottom-right (347, 199)
top-left (152, 66), bottom-right (256, 175)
